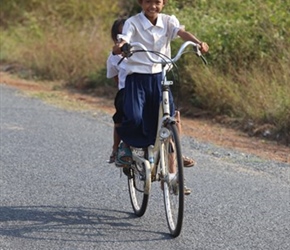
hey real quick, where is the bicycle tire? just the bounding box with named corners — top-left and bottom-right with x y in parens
top-left (160, 123), bottom-right (184, 237)
top-left (128, 162), bottom-right (149, 217)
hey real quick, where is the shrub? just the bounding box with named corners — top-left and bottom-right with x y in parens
top-left (0, 0), bottom-right (289, 143)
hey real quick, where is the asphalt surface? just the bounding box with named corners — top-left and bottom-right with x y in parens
top-left (0, 84), bottom-right (289, 250)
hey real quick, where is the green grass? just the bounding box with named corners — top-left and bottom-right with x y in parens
top-left (0, 0), bottom-right (289, 144)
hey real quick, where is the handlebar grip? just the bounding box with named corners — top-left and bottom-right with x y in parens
top-left (193, 45), bottom-right (208, 65)
top-left (121, 43), bottom-right (133, 57)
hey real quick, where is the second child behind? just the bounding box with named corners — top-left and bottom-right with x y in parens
top-left (106, 18), bottom-right (127, 163)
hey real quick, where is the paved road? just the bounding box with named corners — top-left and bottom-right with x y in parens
top-left (0, 84), bottom-right (289, 250)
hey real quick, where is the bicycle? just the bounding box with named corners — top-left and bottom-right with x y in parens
top-left (118, 41), bottom-right (207, 237)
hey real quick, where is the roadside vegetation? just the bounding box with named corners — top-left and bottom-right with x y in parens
top-left (0, 0), bottom-right (289, 145)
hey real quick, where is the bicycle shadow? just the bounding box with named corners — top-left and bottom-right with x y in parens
top-left (0, 205), bottom-right (170, 243)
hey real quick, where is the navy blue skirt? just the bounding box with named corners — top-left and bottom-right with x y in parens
top-left (116, 72), bottom-right (175, 148)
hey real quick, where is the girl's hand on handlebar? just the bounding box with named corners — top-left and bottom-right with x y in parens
top-left (199, 42), bottom-right (209, 54)
top-left (112, 44), bottom-right (121, 55)
top-left (120, 43), bottom-right (133, 57)
top-left (112, 40), bottom-right (127, 55)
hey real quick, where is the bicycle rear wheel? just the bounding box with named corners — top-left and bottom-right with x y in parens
top-left (128, 162), bottom-right (149, 217)
top-left (160, 123), bottom-right (184, 237)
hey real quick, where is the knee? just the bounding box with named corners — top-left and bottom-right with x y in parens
top-left (130, 114), bottom-right (142, 127)
top-left (123, 111), bottom-right (142, 128)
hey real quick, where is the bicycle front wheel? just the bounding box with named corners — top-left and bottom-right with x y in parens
top-left (160, 123), bottom-right (184, 237)
top-left (128, 162), bottom-right (149, 217)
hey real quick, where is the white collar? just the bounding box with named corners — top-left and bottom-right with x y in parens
top-left (139, 11), bottom-right (164, 30)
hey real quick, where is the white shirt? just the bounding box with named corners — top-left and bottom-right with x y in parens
top-left (106, 53), bottom-right (126, 90)
top-left (118, 11), bottom-right (182, 75)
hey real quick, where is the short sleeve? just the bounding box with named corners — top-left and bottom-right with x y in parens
top-left (106, 54), bottom-right (119, 79)
top-left (167, 15), bottom-right (185, 40)
top-left (117, 18), bottom-right (135, 43)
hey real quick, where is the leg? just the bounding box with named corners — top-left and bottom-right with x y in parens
top-left (109, 89), bottom-right (123, 163)
top-left (108, 123), bottom-right (121, 163)
top-left (175, 110), bottom-right (182, 135)
top-left (174, 110), bottom-right (195, 168)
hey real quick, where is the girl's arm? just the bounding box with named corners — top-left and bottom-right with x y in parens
top-left (177, 29), bottom-right (209, 53)
top-left (113, 75), bottom-right (119, 85)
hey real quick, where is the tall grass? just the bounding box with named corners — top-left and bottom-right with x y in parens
top-left (0, 0), bottom-right (120, 85)
top-left (166, 0), bottom-right (290, 143)
top-left (0, 0), bottom-right (289, 144)
top-left (1, 24), bottom-right (108, 85)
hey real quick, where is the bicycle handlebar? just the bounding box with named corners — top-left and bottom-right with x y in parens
top-left (121, 41), bottom-right (208, 65)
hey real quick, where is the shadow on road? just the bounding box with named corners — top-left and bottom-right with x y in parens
top-left (0, 206), bottom-right (170, 242)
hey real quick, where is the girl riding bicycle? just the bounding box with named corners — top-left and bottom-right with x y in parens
top-left (108, 15), bottom-right (196, 169)
top-left (113, 0), bottom-right (209, 166)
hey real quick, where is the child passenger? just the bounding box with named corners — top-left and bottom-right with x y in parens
top-left (106, 18), bottom-right (127, 163)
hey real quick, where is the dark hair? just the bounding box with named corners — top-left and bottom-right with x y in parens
top-left (111, 18), bottom-right (126, 42)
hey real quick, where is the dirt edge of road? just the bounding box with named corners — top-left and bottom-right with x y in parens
top-left (1, 72), bottom-right (289, 164)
